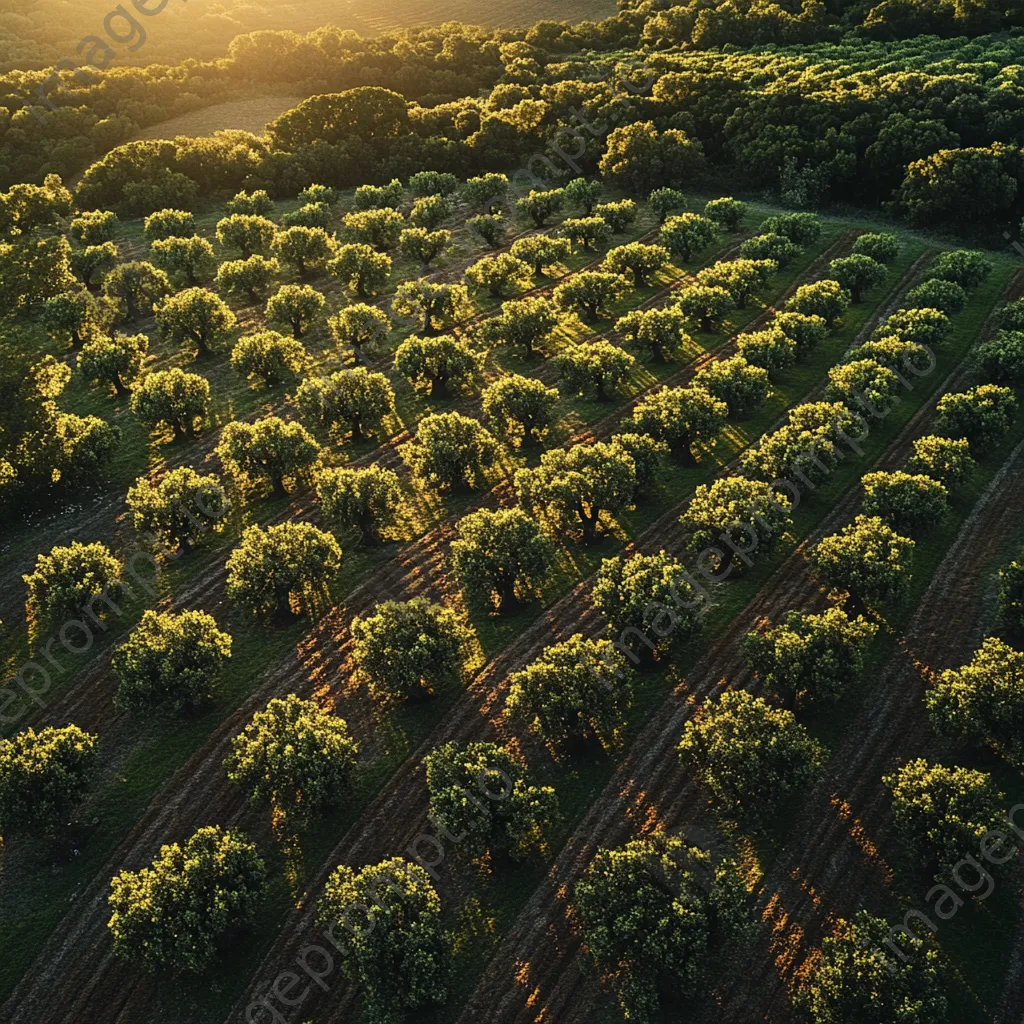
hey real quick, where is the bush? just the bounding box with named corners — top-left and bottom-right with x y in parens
top-left (0, 725), bottom-right (98, 837)
top-left (353, 178), bottom-right (403, 210)
top-left (23, 540), bottom-right (122, 622)
top-left (785, 279), bottom-right (850, 325)
top-left (506, 635), bottom-right (631, 748)
top-left (648, 187), bottom-right (685, 223)
top-left (70, 210), bottom-right (118, 245)
top-left (826, 359), bottom-right (901, 410)
top-left (694, 355), bottom-right (771, 417)
top-left (661, 212), bottom-right (717, 262)
top-left (737, 327), bottom-right (797, 375)
top-left (226, 694), bottom-right (358, 825)
top-left (704, 196), bottom-right (745, 230)
top-left (829, 254), bottom-right (887, 303)
top-left (595, 198), bottom-right (638, 233)
top-left (740, 232), bottom-right (801, 267)
top-left (759, 212), bottom-right (820, 245)
top-left (874, 306), bottom-right (951, 347)
top-left (615, 306), bottom-right (692, 362)
top-left (225, 522), bottom-right (341, 619)
top-left (226, 190), bottom-right (274, 216)
top-left (143, 208), bottom-right (195, 242)
top-left (771, 311), bottom-right (828, 359)
top-left (976, 330), bottom-right (1024, 385)
top-left (108, 826), bottom-right (266, 972)
top-left (351, 598), bottom-right (476, 704)
top-left (112, 610), bottom-right (232, 715)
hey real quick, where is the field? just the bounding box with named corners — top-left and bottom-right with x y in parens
top-left (1, 166), bottom-right (1023, 1024)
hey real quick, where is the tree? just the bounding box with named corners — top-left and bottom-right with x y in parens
top-left (695, 355), bottom-right (770, 416)
top-left (353, 178), bottom-right (403, 210)
top-left (409, 194), bottom-right (451, 231)
top-left (216, 255), bottom-right (280, 303)
top-left (155, 287), bottom-right (237, 357)
top-left (616, 306), bottom-right (692, 362)
top-left (649, 186), bottom-right (685, 223)
top-left (926, 637), bottom-right (1024, 764)
top-left (556, 340), bottom-right (636, 400)
top-left (704, 196), bottom-right (745, 230)
top-left (796, 911), bottom-right (948, 1024)
top-left (70, 242), bottom-right (118, 289)
top-left (272, 226), bottom-right (335, 278)
top-left (598, 199), bottom-right (639, 234)
top-left (403, 412), bottom-right (498, 491)
top-left (612, 432), bottom-right (668, 497)
top-left (661, 213), bottom-right (717, 262)
top-left (905, 278), bottom-right (967, 315)
top-left (126, 466), bottom-right (227, 552)
top-left (316, 858), bottom-right (448, 1021)
top-left (131, 369), bottom-right (210, 440)
top-left (282, 202), bottom-right (332, 231)
top-left (226, 190), bottom-right (275, 216)
top-left (343, 208), bottom-right (405, 249)
top-left (826, 359), bottom-right (901, 410)
top-left (226, 522), bottom-right (341, 618)
top-left (681, 477), bottom-right (792, 574)
top-left (744, 606), bottom-right (877, 708)
top-left (553, 271), bottom-right (631, 321)
top-left (0, 725), bottom-right (98, 838)
top-left (296, 368), bottom-right (395, 442)
top-left (510, 234), bottom-right (571, 275)
top-left (392, 279), bottom-right (472, 334)
top-left (786, 279), bottom-right (851, 325)
top-left (676, 284), bottom-right (735, 332)
top-left (40, 290), bottom-right (107, 349)
top-left (351, 598), bottom-right (475, 703)
top-left (394, 333), bottom-right (476, 397)
top-left (884, 759), bottom-right (1007, 879)
top-left (976, 330), bottom-right (1024, 385)
top-left (936, 384), bottom-right (1016, 454)
top-left (603, 242), bottom-right (670, 285)
top-left (451, 508), bottom-right (555, 612)
top-left (812, 515), bottom-right (915, 606)
top-left (112, 610), bottom-right (231, 715)
top-left (151, 235), bottom-right (217, 285)
top-left (506, 635), bottom-right (631, 747)
top-left (759, 212), bottom-right (821, 245)
top-left (740, 232), bottom-right (801, 268)
top-left (697, 258), bottom-right (776, 308)
top-left (216, 417), bottom-right (319, 496)
top-left (297, 183), bottom-right (339, 207)
top-left (78, 332), bottom-right (148, 396)
top-left (226, 694), bottom-right (358, 825)
top-left (516, 188), bottom-right (564, 227)
top-left (847, 336), bottom-right (928, 374)
top-left (1000, 559), bottom-right (1024, 633)
top-left (143, 208), bottom-right (195, 242)
top-left (230, 331), bottom-right (307, 387)
top-left (737, 328), bottom-right (797, 375)
top-left (874, 306), bottom-right (951, 347)
top-left (515, 441), bottom-right (637, 543)
top-left (678, 689), bottom-right (823, 820)
top-left (266, 284), bottom-right (324, 339)
top-left (852, 232), bottom-right (899, 263)
top-left (409, 171), bottom-right (458, 196)
top-left (467, 213), bottom-right (505, 248)
top-left (574, 833), bottom-right (748, 1023)
top-left (907, 435), bottom-right (975, 491)
top-left (23, 540), bottom-right (122, 622)
top-left (599, 121), bottom-right (706, 194)
top-left (995, 298), bottom-right (1024, 331)
top-left (860, 470), bottom-right (948, 533)
top-left (329, 243), bottom-right (391, 297)
top-left (108, 826), bottom-right (267, 973)
top-left (931, 249), bottom-right (992, 290)
top-left (482, 374), bottom-right (559, 445)
top-left (70, 210), bottom-right (118, 245)
top-left (399, 227), bottom-right (450, 269)
top-left (103, 261), bottom-right (171, 321)
top-left (465, 253), bottom-right (533, 298)
top-left (631, 386), bottom-right (727, 463)
top-left (593, 551), bottom-right (702, 663)
top-left (316, 465), bottom-right (403, 544)
top-left (215, 214), bottom-right (276, 257)
top-left (561, 216), bottom-right (613, 251)
top-left (327, 303), bottom-right (390, 363)
top-left (464, 172), bottom-right (510, 212)
top-left (481, 295), bottom-right (561, 359)
top-left (829, 254), bottom-right (887, 303)
top-left (564, 176), bottom-right (603, 214)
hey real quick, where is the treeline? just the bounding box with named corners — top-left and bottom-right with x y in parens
top-left (69, 32), bottom-right (1024, 238)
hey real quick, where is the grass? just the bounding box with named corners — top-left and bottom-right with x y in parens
top-left (129, 97), bottom-right (307, 144)
top-left (1, 187), bottom-right (1022, 1023)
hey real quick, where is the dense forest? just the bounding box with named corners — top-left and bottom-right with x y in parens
top-left (3, 4), bottom-right (1024, 1024)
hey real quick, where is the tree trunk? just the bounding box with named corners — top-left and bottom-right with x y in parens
top-left (431, 376), bottom-right (449, 398)
top-left (113, 374), bottom-right (129, 397)
top-left (350, 419), bottom-right (364, 443)
top-left (172, 421), bottom-right (185, 441)
top-left (292, 321), bottom-right (303, 339)
top-left (271, 475), bottom-right (288, 499)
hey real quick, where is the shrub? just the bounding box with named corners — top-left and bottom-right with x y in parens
top-left (739, 231), bottom-right (800, 266)
top-left (615, 306), bottom-right (692, 362)
top-left (694, 355), bottom-right (770, 416)
top-left (704, 196), bottom-right (745, 230)
top-left (736, 327), bottom-right (797, 375)
top-left (930, 249), bottom-right (992, 289)
top-left (785, 279), bottom-right (850, 325)
top-left (829, 254), bottom-right (887, 303)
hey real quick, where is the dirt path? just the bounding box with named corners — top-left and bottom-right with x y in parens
top-left (0, 235), bottom-right (859, 1024)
